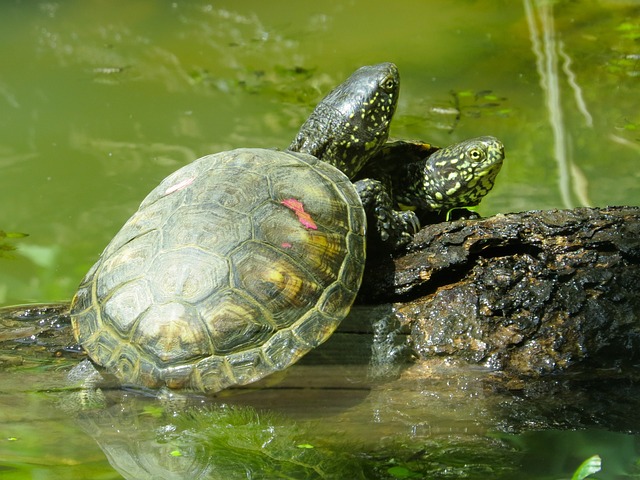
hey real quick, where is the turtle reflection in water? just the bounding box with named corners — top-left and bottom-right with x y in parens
top-left (4, 63), bottom-right (505, 394)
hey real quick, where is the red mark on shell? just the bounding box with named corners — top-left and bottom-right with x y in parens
top-left (281, 242), bottom-right (293, 249)
top-left (281, 198), bottom-right (318, 230)
top-left (164, 177), bottom-right (195, 196)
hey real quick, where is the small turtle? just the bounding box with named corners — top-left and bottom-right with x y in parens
top-left (356, 137), bottom-right (505, 243)
top-left (3, 63), bottom-right (505, 394)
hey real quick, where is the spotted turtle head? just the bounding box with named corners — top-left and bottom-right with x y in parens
top-left (417, 136), bottom-right (505, 211)
top-left (289, 62), bottom-right (400, 178)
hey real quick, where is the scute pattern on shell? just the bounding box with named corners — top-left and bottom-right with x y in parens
top-left (70, 148), bottom-right (366, 392)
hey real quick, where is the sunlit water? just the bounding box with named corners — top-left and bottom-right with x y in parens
top-left (1, 1), bottom-right (639, 478)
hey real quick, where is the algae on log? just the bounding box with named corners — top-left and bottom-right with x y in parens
top-left (360, 206), bottom-right (640, 375)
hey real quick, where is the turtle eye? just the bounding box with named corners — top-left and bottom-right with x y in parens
top-left (382, 77), bottom-right (396, 92)
top-left (469, 148), bottom-right (483, 161)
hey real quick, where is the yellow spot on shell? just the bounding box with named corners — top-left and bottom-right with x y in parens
top-left (265, 267), bottom-right (304, 301)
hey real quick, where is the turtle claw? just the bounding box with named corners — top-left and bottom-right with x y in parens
top-left (387, 210), bottom-right (419, 249)
top-left (372, 208), bottom-right (419, 249)
top-left (401, 210), bottom-right (420, 234)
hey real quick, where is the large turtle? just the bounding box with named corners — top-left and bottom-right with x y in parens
top-left (10, 63), bottom-right (505, 394)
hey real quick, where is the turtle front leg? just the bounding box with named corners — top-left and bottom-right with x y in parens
top-left (354, 178), bottom-right (420, 250)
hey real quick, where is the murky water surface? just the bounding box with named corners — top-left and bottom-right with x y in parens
top-left (1, 1), bottom-right (639, 478)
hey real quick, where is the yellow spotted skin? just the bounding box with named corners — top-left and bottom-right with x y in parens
top-left (71, 149), bottom-right (366, 392)
top-left (289, 63), bottom-right (399, 178)
top-left (396, 136), bottom-right (505, 211)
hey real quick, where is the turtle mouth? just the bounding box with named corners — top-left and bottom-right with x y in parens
top-left (458, 163), bottom-right (504, 206)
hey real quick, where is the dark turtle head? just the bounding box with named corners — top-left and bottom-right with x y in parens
top-left (402, 136), bottom-right (505, 212)
top-left (289, 62), bottom-right (400, 178)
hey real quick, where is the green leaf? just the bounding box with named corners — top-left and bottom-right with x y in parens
top-left (6, 231), bottom-right (28, 239)
top-left (571, 455), bottom-right (602, 480)
top-left (0, 230), bottom-right (29, 240)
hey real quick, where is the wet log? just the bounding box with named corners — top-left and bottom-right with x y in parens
top-left (359, 206), bottom-right (640, 375)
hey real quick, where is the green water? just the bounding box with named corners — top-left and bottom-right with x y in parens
top-left (1, 0), bottom-right (639, 478)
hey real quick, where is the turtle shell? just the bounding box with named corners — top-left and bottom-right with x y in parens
top-left (70, 148), bottom-right (366, 393)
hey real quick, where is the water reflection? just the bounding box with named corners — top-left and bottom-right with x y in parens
top-left (523, 0), bottom-right (594, 208)
top-left (58, 360), bottom-right (640, 479)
